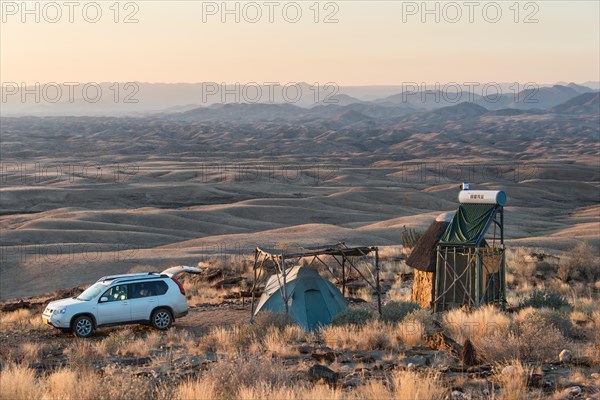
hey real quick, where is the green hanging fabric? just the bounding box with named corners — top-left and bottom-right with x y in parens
top-left (439, 204), bottom-right (498, 245)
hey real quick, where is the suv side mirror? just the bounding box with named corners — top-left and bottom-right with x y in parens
top-left (99, 297), bottom-right (108, 303)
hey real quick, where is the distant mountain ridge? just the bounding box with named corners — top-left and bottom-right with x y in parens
top-left (1, 82), bottom-right (597, 117)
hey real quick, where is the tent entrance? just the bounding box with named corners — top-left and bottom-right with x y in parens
top-left (304, 289), bottom-right (331, 331)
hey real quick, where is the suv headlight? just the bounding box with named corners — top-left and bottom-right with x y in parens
top-left (54, 307), bottom-right (67, 315)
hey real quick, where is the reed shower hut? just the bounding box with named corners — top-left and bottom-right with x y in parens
top-left (407, 189), bottom-right (507, 311)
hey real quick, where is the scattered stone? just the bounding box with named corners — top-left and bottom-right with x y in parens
top-left (341, 377), bottom-right (363, 388)
top-left (352, 353), bottom-right (376, 363)
top-left (591, 373), bottom-right (600, 380)
top-left (402, 356), bottom-right (427, 367)
top-left (383, 361), bottom-right (399, 371)
top-left (559, 349), bottom-right (572, 363)
top-left (562, 386), bottom-right (581, 397)
top-left (110, 357), bottom-right (152, 366)
top-left (446, 390), bottom-right (469, 400)
top-left (295, 345), bottom-right (313, 354)
top-left (407, 363), bottom-right (416, 370)
top-left (311, 351), bottom-right (336, 363)
top-left (308, 364), bottom-right (338, 385)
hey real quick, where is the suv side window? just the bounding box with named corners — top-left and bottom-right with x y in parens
top-left (129, 281), bottom-right (168, 298)
top-left (102, 285), bottom-right (128, 302)
top-left (155, 280), bottom-right (168, 295)
top-left (130, 282), bottom-right (156, 299)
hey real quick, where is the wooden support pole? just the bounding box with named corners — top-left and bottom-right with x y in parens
top-left (375, 247), bottom-right (382, 317)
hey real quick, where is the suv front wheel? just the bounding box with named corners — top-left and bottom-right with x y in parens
top-left (72, 315), bottom-right (94, 338)
top-left (151, 308), bottom-right (173, 330)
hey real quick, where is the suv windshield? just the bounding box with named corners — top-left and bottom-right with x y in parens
top-left (77, 282), bottom-right (108, 301)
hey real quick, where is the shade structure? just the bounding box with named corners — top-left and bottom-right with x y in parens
top-left (253, 266), bottom-right (347, 331)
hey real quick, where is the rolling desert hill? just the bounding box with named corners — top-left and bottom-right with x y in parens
top-left (1, 92), bottom-right (598, 299)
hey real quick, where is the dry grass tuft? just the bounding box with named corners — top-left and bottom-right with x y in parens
top-left (177, 355), bottom-right (291, 399)
top-left (321, 320), bottom-right (400, 351)
top-left (390, 370), bottom-right (447, 400)
top-left (65, 340), bottom-right (103, 370)
top-left (397, 320), bottom-right (426, 348)
top-left (494, 360), bottom-right (533, 400)
top-left (0, 363), bottom-right (41, 400)
top-left (0, 309), bottom-right (36, 332)
top-left (443, 305), bottom-right (511, 344)
top-left (43, 369), bottom-right (102, 400)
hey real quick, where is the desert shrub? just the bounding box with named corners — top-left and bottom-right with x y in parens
top-left (558, 242), bottom-right (600, 282)
top-left (443, 305), bottom-right (511, 343)
top-left (401, 226), bottom-right (423, 249)
top-left (494, 360), bottom-right (533, 400)
top-left (404, 308), bottom-right (437, 335)
top-left (477, 315), bottom-right (568, 362)
top-left (360, 320), bottom-right (394, 350)
top-left (390, 370), bottom-right (447, 400)
top-left (44, 369), bottom-right (102, 400)
top-left (321, 320), bottom-right (399, 351)
top-left (99, 369), bottom-right (159, 400)
top-left (65, 340), bottom-right (103, 370)
top-left (519, 289), bottom-right (571, 310)
top-left (0, 364), bottom-right (41, 400)
top-left (179, 355), bottom-right (291, 399)
top-left (94, 328), bottom-right (136, 355)
top-left (331, 308), bottom-right (374, 326)
top-left (397, 320), bottom-right (426, 348)
top-left (593, 311), bottom-right (600, 344)
top-left (507, 247), bottom-right (536, 278)
top-left (518, 307), bottom-right (573, 337)
top-left (381, 301), bottom-right (420, 323)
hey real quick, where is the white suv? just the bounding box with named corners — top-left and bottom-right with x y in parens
top-left (42, 266), bottom-right (202, 338)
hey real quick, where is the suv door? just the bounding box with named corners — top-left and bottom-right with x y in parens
top-left (129, 281), bottom-right (162, 321)
top-left (97, 284), bottom-right (131, 325)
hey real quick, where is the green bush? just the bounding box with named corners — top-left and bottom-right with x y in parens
top-left (525, 308), bottom-right (573, 337)
top-left (331, 308), bottom-right (374, 326)
top-left (381, 301), bottom-right (421, 323)
top-left (519, 290), bottom-right (571, 310)
top-left (403, 308), bottom-right (437, 335)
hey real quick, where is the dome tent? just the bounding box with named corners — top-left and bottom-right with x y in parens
top-left (253, 266), bottom-right (347, 331)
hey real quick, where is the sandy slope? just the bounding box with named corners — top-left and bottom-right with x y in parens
top-left (1, 156), bottom-right (598, 299)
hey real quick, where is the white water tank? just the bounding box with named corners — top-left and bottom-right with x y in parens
top-left (458, 190), bottom-right (506, 206)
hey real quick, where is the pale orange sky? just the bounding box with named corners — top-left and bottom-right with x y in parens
top-left (1, 1), bottom-right (599, 85)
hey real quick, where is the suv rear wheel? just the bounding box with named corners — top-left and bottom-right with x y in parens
top-left (151, 308), bottom-right (173, 330)
top-left (72, 315), bottom-right (94, 338)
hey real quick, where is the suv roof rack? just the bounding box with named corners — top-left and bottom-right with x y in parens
top-left (97, 272), bottom-right (162, 283)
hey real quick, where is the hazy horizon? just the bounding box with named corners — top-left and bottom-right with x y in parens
top-left (2, 1), bottom-right (599, 85)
